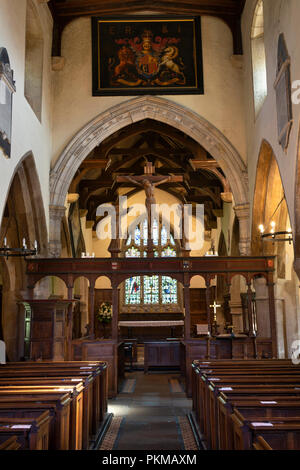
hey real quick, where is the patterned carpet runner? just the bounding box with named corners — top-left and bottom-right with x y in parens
top-left (121, 378), bottom-right (137, 393)
top-left (178, 417), bottom-right (199, 450)
top-left (98, 416), bottom-right (198, 450)
top-left (98, 417), bottom-right (124, 450)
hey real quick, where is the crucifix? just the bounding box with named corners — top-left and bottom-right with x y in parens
top-left (210, 300), bottom-right (221, 336)
top-left (117, 162), bottom-right (183, 256)
top-left (210, 300), bottom-right (221, 322)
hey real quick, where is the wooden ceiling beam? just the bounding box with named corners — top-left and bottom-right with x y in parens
top-left (80, 159), bottom-right (108, 168)
top-left (50, 1), bottom-right (245, 18)
top-left (49, 0), bottom-right (245, 56)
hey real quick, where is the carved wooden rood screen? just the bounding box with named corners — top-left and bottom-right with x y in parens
top-left (25, 256), bottom-right (277, 397)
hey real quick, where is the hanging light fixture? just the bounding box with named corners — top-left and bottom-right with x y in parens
top-left (0, 237), bottom-right (38, 258)
top-left (259, 197), bottom-right (293, 245)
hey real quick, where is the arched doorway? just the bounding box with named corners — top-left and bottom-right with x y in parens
top-left (0, 153), bottom-right (48, 360)
top-left (252, 140), bottom-right (297, 358)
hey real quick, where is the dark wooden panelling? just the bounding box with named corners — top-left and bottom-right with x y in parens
top-left (190, 287), bottom-right (215, 329)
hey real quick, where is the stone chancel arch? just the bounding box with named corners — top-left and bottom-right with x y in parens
top-left (50, 96), bottom-right (250, 256)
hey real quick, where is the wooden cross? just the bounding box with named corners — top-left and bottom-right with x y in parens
top-left (116, 162), bottom-right (183, 195)
top-left (210, 300), bottom-right (221, 322)
top-left (116, 162), bottom-right (183, 256)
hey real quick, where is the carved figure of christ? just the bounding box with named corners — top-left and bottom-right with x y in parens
top-left (116, 172), bottom-right (183, 256)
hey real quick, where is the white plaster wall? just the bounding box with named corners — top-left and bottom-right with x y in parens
top-left (242, 0), bottom-right (300, 356)
top-left (0, 0), bottom-right (53, 232)
top-left (52, 15), bottom-right (246, 167)
top-left (242, 0), bottom-right (300, 230)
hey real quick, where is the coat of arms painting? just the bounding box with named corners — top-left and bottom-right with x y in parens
top-left (92, 17), bottom-right (204, 96)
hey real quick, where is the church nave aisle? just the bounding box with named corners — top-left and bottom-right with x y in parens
top-left (100, 372), bottom-right (198, 451)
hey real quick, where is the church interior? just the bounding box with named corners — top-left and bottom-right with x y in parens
top-left (1, 0), bottom-right (300, 452)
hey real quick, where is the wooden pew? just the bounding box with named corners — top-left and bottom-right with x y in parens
top-left (0, 435), bottom-right (21, 450)
top-left (0, 361), bottom-right (108, 449)
top-left (191, 359), bottom-right (300, 450)
top-left (232, 412), bottom-right (300, 450)
top-left (218, 396), bottom-right (300, 450)
top-left (0, 392), bottom-right (71, 450)
top-left (0, 376), bottom-right (89, 449)
top-left (0, 410), bottom-right (51, 450)
top-left (0, 360), bottom-right (108, 446)
top-left (1, 361), bottom-right (108, 430)
top-left (253, 435), bottom-right (273, 450)
top-left (205, 376), bottom-right (300, 449)
top-left (0, 385), bottom-right (83, 450)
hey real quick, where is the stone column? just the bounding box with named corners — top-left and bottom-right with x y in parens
top-left (268, 280), bottom-right (278, 358)
top-left (233, 203), bottom-right (251, 256)
top-left (49, 205), bottom-right (66, 258)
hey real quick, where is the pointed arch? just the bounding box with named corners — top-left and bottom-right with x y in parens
top-left (50, 96), bottom-right (249, 255)
top-left (0, 152), bottom-right (48, 360)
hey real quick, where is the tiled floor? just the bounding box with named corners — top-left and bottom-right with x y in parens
top-left (108, 371), bottom-right (193, 450)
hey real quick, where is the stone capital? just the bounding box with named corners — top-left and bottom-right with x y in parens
top-left (233, 203), bottom-right (250, 220)
top-left (49, 204), bottom-right (66, 257)
top-left (49, 204), bottom-right (66, 220)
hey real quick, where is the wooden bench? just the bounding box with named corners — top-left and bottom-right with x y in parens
top-left (0, 410), bottom-right (51, 450)
top-left (232, 412), bottom-right (300, 450)
top-left (218, 396), bottom-right (300, 450)
top-left (0, 360), bottom-right (108, 448)
top-left (0, 385), bottom-right (83, 450)
top-left (191, 359), bottom-right (300, 450)
top-left (0, 435), bottom-right (21, 450)
top-left (0, 391), bottom-right (71, 450)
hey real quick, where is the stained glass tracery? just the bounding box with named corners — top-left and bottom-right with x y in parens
top-left (124, 220), bottom-right (178, 307)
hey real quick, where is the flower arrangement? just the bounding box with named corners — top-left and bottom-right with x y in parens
top-left (97, 302), bottom-right (112, 324)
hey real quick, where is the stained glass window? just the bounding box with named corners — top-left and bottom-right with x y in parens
top-left (162, 276), bottom-right (177, 304)
top-left (125, 277), bottom-right (141, 304)
top-left (161, 246), bottom-right (176, 257)
top-left (125, 247), bottom-right (140, 258)
top-left (134, 225), bottom-right (141, 246)
top-left (144, 276), bottom-right (159, 304)
top-left (124, 219), bottom-right (179, 307)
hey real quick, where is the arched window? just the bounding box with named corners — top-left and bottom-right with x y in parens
top-left (24, 0), bottom-right (44, 121)
top-left (0, 48), bottom-right (15, 158)
top-left (122, 218), bottom-right (180, 312)
top-left (274, 34), bottom-right (292, 150)
top-left (251, 0), bottom-right (267, 116)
